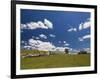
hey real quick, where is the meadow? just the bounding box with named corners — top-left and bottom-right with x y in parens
top-left (21, 50), bottom-right (90, 69)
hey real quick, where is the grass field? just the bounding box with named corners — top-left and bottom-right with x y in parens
top-left (21, 51), bottom-right (90, 69)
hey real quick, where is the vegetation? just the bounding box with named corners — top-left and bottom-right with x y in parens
top-left (21, 50), bottom-right (90, 69)
top-left (64, 49), bottom-right (69, 54)
top-left (78, 51), bottom-right (88, 54)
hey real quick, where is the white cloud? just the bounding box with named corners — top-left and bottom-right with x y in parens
top-left (35, 37), bottom-right (40, 40)
top-left (23, 38), bottom-right (70, 52)
top-left (38, 21), bottom-right (47, 29)
top-left (58, 41), bottom-right (61, 43)
top-left (28, 39), bottom-right (40, 46)
top-left (44, 19), bottom-right (53, 29)
top-left (38, 42), bottom-right (55, 51)
top-left (49, 34), bottom-right (56, 38)
top-left (21, 19), bottom-right (53, 30)
top-left (78, 37), bottom-right (84, 41)
top-left (67, 48), bottom-right (79, 53)
top-left (55, 47), bottom-right (65, 51)
top-left (21, 24), bottom-right (27, 29)
top-left (64, 43), bottom-right (69, 46)
top-left (32, 36), bottom-right (40, 40)
top-left (63, 41), bottom-right (69, 46)
top-left (39, 34), bottom-right (47, 39)
top-left (24, 42), bottom-right (28, 46)
top-left (79, 23), bottom-right (83, 31)
top-left (32, 36), bottom-right (35, 38)
top-left (83, 35), bottom-right (90, 39)
top-left (79, 34), bottom-right (90, 41)
top-left (63, 41), bottom-right (66, 43)
top-left (67, 28), bottom-right (77, 32)
top-left (23, 45), bottom-right (31, 50)
top-left (54, 47), bottom-right (69, 52)
top-left (21, 41), bottom-right (28, 46)
top-left (79, 19), bottom-right (91, 30)
top-left (21, 40), bottom-right (25, 44)
top-left (27, 22), bottom-right (40, 29)
top-left (83, 48), bottom-right (90, 53)
top-left (83, 21), bottom-right (91, 29)
top-left (28, 39), bottom-right (55, 51)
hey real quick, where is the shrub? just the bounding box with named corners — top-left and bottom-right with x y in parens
top-left (78, 51), bottom-right (87, 54)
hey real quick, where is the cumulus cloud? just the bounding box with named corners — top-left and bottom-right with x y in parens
top-left (49, 34), bottom-right (56, 38)
top-left (44, 19), bottom-right (53, 29)
top-left (38, 42), bottom-right (55, 51)
top-left (67, 28), bottom-right (77, 32)
top-left (39, 34), bottom-right (47, 39)
top-left (21, 19), bottom-right (53, 30)
top-left (28, 39), bottom-right (55, 51)
top-left (79, 34), bottom-right (90, 41)
top-left (22, 38), bottom-right (70, 51)
top-left (79, 19), bottom-right (91, 30)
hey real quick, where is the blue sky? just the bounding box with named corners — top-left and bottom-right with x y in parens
top-left (21, 9), bottom-right (91, 52)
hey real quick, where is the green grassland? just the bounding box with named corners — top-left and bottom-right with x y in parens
top-left (21, 50), bottom-right (90, 69)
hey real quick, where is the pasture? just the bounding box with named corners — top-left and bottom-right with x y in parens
top-left (21, 50), bottom-right (90, 69)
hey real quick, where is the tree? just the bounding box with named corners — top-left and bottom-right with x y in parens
top-left (78, 51), bottom-right (87, 54)
top-left (65, 49), bottom-right (69, 54)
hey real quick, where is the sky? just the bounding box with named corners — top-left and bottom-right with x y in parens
top-left (20, 9), bottom-right (91, 52)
